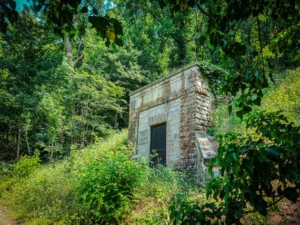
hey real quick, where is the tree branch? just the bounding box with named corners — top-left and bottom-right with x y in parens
top-left (256, 16), bottom-right (265, 78)
top-left (73, 53), bottom-right (85, 67)
top-left (65, 35), bottom-right (73, 64)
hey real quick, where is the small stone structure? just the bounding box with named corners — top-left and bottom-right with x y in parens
top-left (129, 62), bottom-right (218, 182)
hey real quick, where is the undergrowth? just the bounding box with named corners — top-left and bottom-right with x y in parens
top-left (0, 130), bottom-right (203, 225)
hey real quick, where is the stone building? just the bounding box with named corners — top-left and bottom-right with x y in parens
top-left (128, 62), bottom-right (218, 182)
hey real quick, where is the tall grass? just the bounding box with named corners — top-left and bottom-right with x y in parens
top-left (0, 129), bottom-right (204, 224)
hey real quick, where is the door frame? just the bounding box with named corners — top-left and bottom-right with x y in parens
top-left (150, 122), bottom-right (167, 165)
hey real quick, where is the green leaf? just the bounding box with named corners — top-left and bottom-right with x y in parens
top-left (220, 188), bottom-right (226, 199)
top-left (254, 198), bottom-right (268, 216)
top-left (111, 42), bottom-right (117, 51)
top-left (258, 151), bottom-right (269, 163)
top-left (243, 105), bottom-right (252, 114)
top-left (283, 187), bottom-right (298, 203)
top-left (88, 16), bottom-right (109, 37)
top-left (115, 37), bottom-right (123, 47)
top-left (236, 110), bottom-right (243, 119)
top-left (252, 96), bottom-right (261, 106)
top-left (187, 0), bottom-right (196, 7)
top-left (232, 152), bottom-right (238, 162)
top-left (8, 1), bottom-right (16, 10)
top-left (228, 105), bottom-right (232, 114)
top-left (218, 88), bottom-right (223, 95)
top-left (234, 43), bottom-right (246, 55)
top-left (234, 210), bottom-right (242, 219)
top-left (264, 147), bottom-right (281, 160)
top-left (53, 27), bottom-right (63, 37)
top-left (105, 39), bottom-right (110, 47)
top-left (199, 36), bottom-right (206, 45)
top-left (158, 0), bottom-right (166, 8)
top-left (209, 32), bottom-right (218, 47)
top-left (80, 6), bottom-right (88, 13)
top-left (208, 163), bottom-right (213, 176)
top-left (252, 50), bottom-right (258, 58)
top-left (33, 4), bottom-right (42, 12)
top-left (221, 58), bottom-right (229, 67)
top-left (0, 23), bottom-right (8, 33)
top-left (113, 21), bottom-right (123, 35)
top-left (93, 7), bottom-right (98, 15)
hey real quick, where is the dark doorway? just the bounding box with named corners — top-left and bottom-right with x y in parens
top-left (150, 123), bottom-right (166, 165)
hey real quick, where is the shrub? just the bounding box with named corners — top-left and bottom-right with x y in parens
top-left (0, 155), bottom-right (40, 196)
top-left (71, 147), bottom-right (147, 224)
top-left (10, 155), bottom-right (41, 179)
top-left (129, 166), bottom-right (200, 225)
top-left (3, 162), bottom-right (75, 223)
top-left (1, 130), bottom-right (205, 225)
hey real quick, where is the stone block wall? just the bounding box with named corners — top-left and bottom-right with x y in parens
top-left (129, 62), bottom-right (217, 180)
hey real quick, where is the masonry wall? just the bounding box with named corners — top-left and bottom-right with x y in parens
top-left (129, 63), bottom-right (214, 172)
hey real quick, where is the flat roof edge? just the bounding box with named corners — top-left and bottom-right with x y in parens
top-left (129, 62), bottom-right (200, 96)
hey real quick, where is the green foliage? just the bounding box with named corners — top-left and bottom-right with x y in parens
top-left (2, 0), bottom-right (300, 107)
top-left (0, 10), bottom-right (64, 160)
top-left (210, 101), bottom-right (245, 135)
top-left (130, 166), bottom-right (200, 224)
top-left (29, 0), bottom-right (124, 47)
top-left (0, 155), bottom-right (40, 196)
top-left (4, 163), bottom-right (74, 222)
top-left (1, 2), bottom-right (299, 225)
top-left (9, 155), bottom-right (40, 179)
top-left (263, 67), bottom-right (300, 125)
top-left (122, 0), bottom-right (211, 79)
top-left (0, 131), bottom-right (130, 224)
top-left (0, 0), bottom-right (18, 33)
top-left (1, 131), bottom-right (204, 224)
top-left (72, 148), bottom-right (146, 224)
top-left (170, 111), bottom-right (300, 224)
top-left (248, 213), bottom-right (276, 225)
top-left (0, 10), bottom-right (135, 160)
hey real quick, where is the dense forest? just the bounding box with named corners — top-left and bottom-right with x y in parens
top-left (0, 0), bottom-right (217, 161)
top-left (0, 0), bottom-right (299, 224)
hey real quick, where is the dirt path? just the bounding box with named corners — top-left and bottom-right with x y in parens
top-left (268, 197), bottom-right (300, 225)
top-left (0, 200), bottom-right (19, 225)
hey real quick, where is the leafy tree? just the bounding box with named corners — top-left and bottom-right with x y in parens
top-left (33, 61), bottom-right (125, 160)
top-left (0, 9), bottom-right (64, 160)
top-left (170, 111), bottom-right (300, 224)
top-left (1, 1), bottom-right (299, 222)
top-left (263, 68), bottom-right (300, 125)
top-left (73, 27), bottom-right (147, 127)
top-left (122, 0), bottom-right (212, 77)
top-left (0, 0), bottom-right (18, 33)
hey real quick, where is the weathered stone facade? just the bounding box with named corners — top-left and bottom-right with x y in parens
top-left (129, 62), bottom-right (218, 182)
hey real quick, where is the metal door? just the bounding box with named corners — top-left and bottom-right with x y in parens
top-left (150, 123), bottom-right (166, 165)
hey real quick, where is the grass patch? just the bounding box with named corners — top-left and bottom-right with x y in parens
top-left (0, 130), bottom-right (204, 224)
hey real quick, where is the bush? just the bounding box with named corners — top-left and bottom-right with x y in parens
top-left (129, 166), bottom-right (200, 224)
top-left (0, 130), bottom-right (205, 225)
top-left (4, 163), bottom-right (75, 222)
top-left (71, 147), bottom-right (147, 224)
top-left (0, 155), bottom-right (40, 196)
top-left (10, 155), bottom-right (41, 179)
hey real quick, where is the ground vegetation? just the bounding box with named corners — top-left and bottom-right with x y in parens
top-left (0, 0), bottom-right (299, 224)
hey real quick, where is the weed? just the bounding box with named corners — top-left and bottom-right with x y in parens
top-left (0, 130), bottom-right (204, 224)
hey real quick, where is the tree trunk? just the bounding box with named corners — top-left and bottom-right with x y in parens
top-left (16, 101), bottom-right (23, 160)
top-left (65, 34), bottom-right (84, 68)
